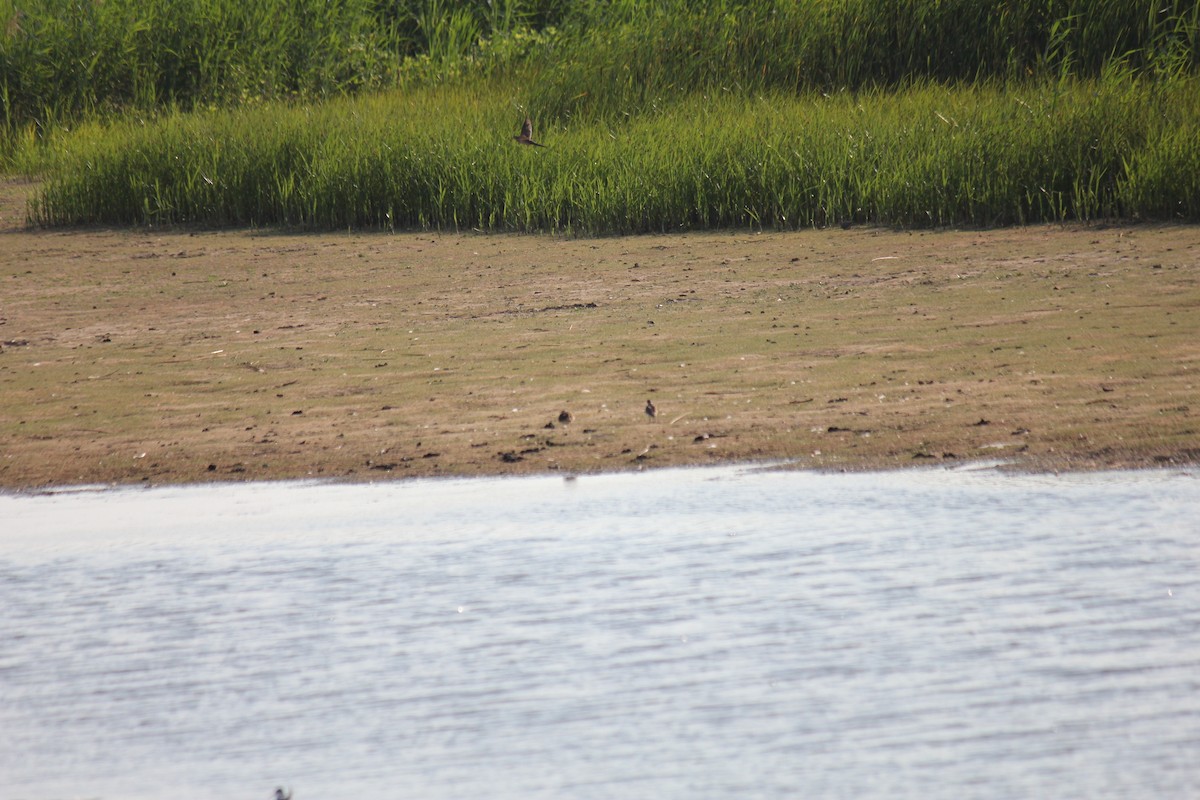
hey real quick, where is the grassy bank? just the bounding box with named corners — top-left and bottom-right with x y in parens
top-left (4, 0), bottom-right (1200, 232)
top-left (30, 75), bottom-right (1200, 231)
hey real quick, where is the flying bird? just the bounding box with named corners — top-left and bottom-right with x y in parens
top-left (514, 117), bottom-right (546, 147)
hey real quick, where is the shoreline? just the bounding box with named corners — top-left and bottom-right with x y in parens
top-left (6, 456), bottom-right (1196, 500)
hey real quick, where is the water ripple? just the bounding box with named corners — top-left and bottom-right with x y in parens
top-left (1, 465), bottom-right (1198, 799)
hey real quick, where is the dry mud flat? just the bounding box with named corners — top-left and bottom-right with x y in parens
top-left (1, 197), bottom-right (1198, 488)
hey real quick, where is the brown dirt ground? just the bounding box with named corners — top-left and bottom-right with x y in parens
top-left (2, 181), bottom-right (1198, 489)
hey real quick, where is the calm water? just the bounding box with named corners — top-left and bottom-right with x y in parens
top-left (2, 463), bottom-right (1199, 800)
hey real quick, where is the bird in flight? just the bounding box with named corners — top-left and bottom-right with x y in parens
top-left (514, 117), bottom-right (546, 147)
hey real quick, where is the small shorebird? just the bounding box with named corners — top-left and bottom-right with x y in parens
top-left (514, 117), bottom-right (546, 147)
top-left (275, 788), bottom-right (292, 800)
top-left (645, 399), bottom-right (657, 421)
top-left (558, 410), bottom-right (573, 424)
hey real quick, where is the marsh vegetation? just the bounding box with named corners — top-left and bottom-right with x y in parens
top-left (2, 0), bottom-right (1198, 230)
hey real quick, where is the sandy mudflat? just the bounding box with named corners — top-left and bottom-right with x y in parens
top-left (1, 183), bottom-right (1198, 488)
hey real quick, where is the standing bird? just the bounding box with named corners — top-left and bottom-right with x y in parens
top-left (275, 789), bottom-right (292, 800)
top-left (645, 399), bottom-right (657, 421)
top-left (514, 117), bottom-right (546, 147)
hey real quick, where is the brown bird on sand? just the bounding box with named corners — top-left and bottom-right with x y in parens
top-left (645, 399), bottom-right (657, 421)
top-left (514, 117), bottom-right (546, 147)
top-left (558, 410), bottom-right (573, 424)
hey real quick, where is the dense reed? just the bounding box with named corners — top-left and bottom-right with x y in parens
top-left (3, 0), bottom-right (1195, 134)
top-left (0, 0), bottom-right (569, 121)
top-left (33, 75), bottom-right (1200, 231)
top-left (533, 0), bottom-right (1200, 121)
top-left (8, 0), bottom-right (1200, 231)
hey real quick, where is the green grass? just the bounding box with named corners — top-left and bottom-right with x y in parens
top-left (530, 0), bottom-right (1200, 122)
top-left (3, 0), bottom-right (1196, 134)
top-left (0, 0), bottom-right (567, 167)
top-left (0, 0), bottom-right (568, 119)
top-left (6, 0), bottom-right (1200, 231)
top-left (31, 75), bottom-right (1200, 231)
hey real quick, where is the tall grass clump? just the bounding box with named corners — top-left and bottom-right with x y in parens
top-left (33, 75), bottom-right (1200, 231)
